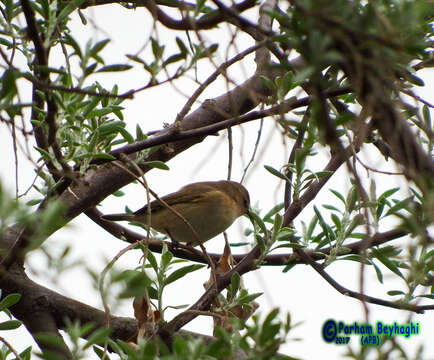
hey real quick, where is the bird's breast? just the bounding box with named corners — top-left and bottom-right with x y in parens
top-left (149, 191), bottom-right (239, 245)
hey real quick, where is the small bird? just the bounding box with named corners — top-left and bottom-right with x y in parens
top-left (101, 180), bottom-right (251, 246)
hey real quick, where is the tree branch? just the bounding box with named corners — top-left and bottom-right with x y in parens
top-left (80, 0), bottom-right (257, 30)
top-left (96, 86), bottom-right (352, 165)
top-left (89, 205), bottom-right (409, 266)
top-left (0, 265), bottom-right (137, 344)
top-left (292, 246), bottom-right (432, 314)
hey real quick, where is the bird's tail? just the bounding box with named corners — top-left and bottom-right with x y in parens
top-left (100, 213), bottom-right (135, 222)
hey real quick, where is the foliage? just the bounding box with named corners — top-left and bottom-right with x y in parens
top-left (0, 0), bottom-right (433, 359)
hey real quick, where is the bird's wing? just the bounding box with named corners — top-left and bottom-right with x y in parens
top-left (134, 183), bottom-right (216, 215)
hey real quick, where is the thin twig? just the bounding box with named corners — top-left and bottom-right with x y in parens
top-left (0, 336), bottom-right (23, 360)
top-left (240, 118), bottom-right (264, 183)
top-left (175, 42), bottom-right (266, 125)
top-left (98, 240), bottom-right (144, 359)
top-left (284, 111), bottom-right (309, 210)
top-left (227, 128), bottom-right (233, 181)
top-left (293, 246), bottom-right (428, 313)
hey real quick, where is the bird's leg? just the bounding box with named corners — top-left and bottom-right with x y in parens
top-left (165, 229), bottom-right (180, 249)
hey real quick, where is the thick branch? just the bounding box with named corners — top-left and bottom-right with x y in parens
top-left (0, 263), bottom-right (233, 349)
top-left (80, 0), bottom-right (257, 30)
top-left (0, 265), bottom-right (137, 343)
top-left (95, 86), bottom-right (352, 165)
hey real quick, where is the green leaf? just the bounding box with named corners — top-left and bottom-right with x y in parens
top-left (91, 107), bottom-right (118, 117)
top-left (338, 254), bottom-right (366, 263)
top-left (272, 213), bottom-right (282, 240)
top-left (173, 335), bottom-right (189, 356)
top-left (275, 227), bottom-right (296, 241)
top-left (26, 198), bottom-right (42, 206)
top-left (84, 62), bottom-right (98, 76)
top-left (260, 308), bottom-right (280, 345)
top-left (371, 249), bottom-right (405, 280)
top-left (236, 292), bottom-right (262, 305)
top-left (387, 290), bottom-right (405, 296)
top-left (97, 121), bottom-right (124, 136)
top-left (259, 75), bottom-right (276, 92)
top-left (151, 38), bottom-right (164, 59)
top-left (74, 153), bottom-right (117, 161)
top-left (64, 33), bottom-right (82, 58)
top-left (423, 249), bottom-right (434, 261)
top-left (148, 286), bottom-right (158, 299)
top-left (282, 262), bottom-right (296, 273)
top-left (163, 53), bottom-right (185, 66)
top-left (344, 214), bottom-right (364, 237)
top-left (165, 264), bottom-right (204, 285)
top-left (249, 211), bottom-right (267, 234)
top-left (0, 319), bottom-right (21, 330)
top-left (314, 205), bottom-right (335, 242)
top-left (35, 65), bottom-right (68, 75)
top-left (119, 270), bottom-right (152, 298)
top-left (136, 124), bottom-right (146, 141)
top-left (0, 68), bottom-right (18, 98)
top-left (385, 197), bottom-right (412, 216)
top-left (147, 251), bottom-right (158, 272)
top-left (95, 153), bottom-right (117, 161)
top-left (144, 161), bottom-right (169, 170)
top-left (109, 191), bottom-right (124, 198)
top-left (0, 37), bottom-right (13, 48)
top-left (161, 245), bottom-right (173, 269)
top-left (118, 127), bottom-right (134, 144)
top-left (330, 189), bottom-right (346, 205)
top-left (345, 186), bottom-right (358, 212)
top-left (126, 54), bottom-right (146, 65)
top-left (17, 346), bottom-right (32, 360)
top-left (36, 351), bottom-right (65, 360)
top-left (57, 0), bottom-right (85, 23)
top-left (116, 340), bottom-right (139, 357)
top-left (0, 293), bottom-right (21, 311)
top-left (272, 243), bottom-right (305, 251)
top-left (176, 37), bottom-right (188, 56)
top-left (422, 104), bottom-right (431, 129)
top-left (90, 39), bottom-right (110, 57)
top-left (263, 203), bottom-right (285, 223)
top-left (229, 272), bottom-right (241, 300)
top-left (93, 346), bottom-right (109, 359)
top-left (331, 213), bottom-right (341, 231)
top-left (407, 73), bottom-right (424, 86)
top-left (323, 204), bottom-right (341, 212)
top-left (378, 187), bottom-right (400, 201)
top-left (97, 64), bottom-right (133, 72)
top-left (84, 328), bottom-right (112, 349)
top-left (3, 0), bottom-right (13, 21)
top-left (264, 165), bottom-right (289, 181)
top-left (292, 66), bottom-right (314, 85)
top-left (294, 148), bottom-right (309, 174)
top-left (303, 170), bottom-right (333, 182)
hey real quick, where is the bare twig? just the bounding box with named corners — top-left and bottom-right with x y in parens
top-left (0, 336), bottom-right (23, 360)
top-left (292, 246), bottom-right (428, 313)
